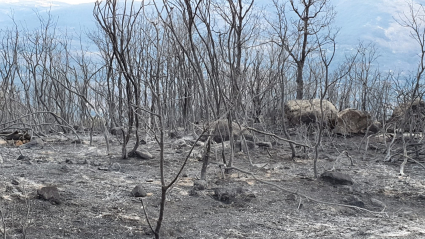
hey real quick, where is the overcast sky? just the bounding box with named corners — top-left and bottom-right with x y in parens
top-left (0, 0), bottom-right (424, 72)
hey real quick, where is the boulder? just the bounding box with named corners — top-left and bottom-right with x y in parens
top-left (388, 100), bottom-right (425, 132)
top-left (129, 150), bottom-right (154, 160)
top-left (284, 99), bottom-right (337, 127)
top-left (333, 109), bottom-right (375, 135)
top-left (20, 138), bottom-right (44, 149)
top-left (37, 186), bottom-right (61, 205)
top-left (193, 180), bottom-right (208, 191)
top-left (131, 185), bottom-right (147, 197)
top-left (321, 171), bottom-right (354, 185)
top-left (110, 127), bottom-right (124, 136)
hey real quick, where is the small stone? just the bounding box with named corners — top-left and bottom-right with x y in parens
top-left (15, 140), bottom-right (24, 146)
top-left (0, 154), bottom-right (3, 164)
top-left (131, 185), bottom-right (147, 197)
top-left (70, 139), bottom-right (83, 144)
top-left (193, 180), bottom-right (208, 191)
top-left (37, 186), bottom-right (61, 205)
top-left (131, 150), bottom-right (153, 160)
top-left (146, 179), bottom-right (154, 182)
top-left (344, 195), bottom-right (364, 208)
top-left (0, 139), bottom-right (7, 145)
top-left (286, 194), bottom-right (296, 201)
top-left (5, 185), bottom-right (15, 193)
top-left (370, 198), bottom-right (386, 208)
top-left (60, 165), bottom-right (71, 173)
top-left (11, 179), bottom-right (19, 185)
top-left (169, 130), bottom-right (181, 139)
top-left (140, 139), bottom-right (147, 145)
top-left (109, 163), bottom-right (121, 172)
top-left (321, 171), bottom-right (354, 185)
top-left (65, 159), bottom-right (74, 164)
top-left (17, 155), bottom-right (31, 161)
top-left (91, 161), bottom-right (101, 167)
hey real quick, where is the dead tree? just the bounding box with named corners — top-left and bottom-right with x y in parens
top-left (93, 0), bottom-right (145, 159)
top-left (273, 0), bottom-right (336, 100)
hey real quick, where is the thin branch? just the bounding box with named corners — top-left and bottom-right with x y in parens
top-left (245, 126), bottom-right (310, 147)
top-left (225, 166), bottom-right (388, 215)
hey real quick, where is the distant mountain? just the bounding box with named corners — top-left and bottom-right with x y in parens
top-left (0, 0), bottom-right (421, 73)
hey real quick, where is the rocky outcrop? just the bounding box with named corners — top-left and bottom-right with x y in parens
top-left (334, 109), bottom-right (378, 135)
top-left (284, 99), bottom-right (337, 127)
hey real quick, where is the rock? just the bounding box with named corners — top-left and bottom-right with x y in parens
top-left (389, 99), bottom-right (425, 131)
top-left (17, 155), bottom-right (31, 161)
top-left (90, 160), bottom-right (101, 167)
top-left (188, 140), bottom-right (204, 147)
top-left (284, 99), bottom-right (337, 127)
top-left (169, 130), bottom-right (182, 139)
top-left (70, 139), bottom-right (83, 144)
top-left (131, 185), bottom-right (147, 197)
top-left (193, 180), bottom-right (208, 191)
top-left (200, 120), bottom-right (253, 143)
top-left (130, 150), bottom-right (154, 160)
top-left (235, 140), bottom-right (256, 151)
top-left (370, 198), bottom-right (386, 208)
top-left (212, 187), bottom-right (244, 204)
top-left (286, 194), bottom-right (296, 201)
top-left (368, 121), bottom-right (381, 133)
top-left (37, 186), bottom-right (61, 204)
top-left (140, 139), bottom-right (147, 145)
top-left (189, 149), bottom-right (203, 160)
top-left (5, 131), bottom-right (31, 141)
top-left (0, 154), bottom-right (3, 164)
top-left (334, 109), bottom-right (375, 135)
top-left (174, 139), bottom-right (187, 148)
top-left (108, 162), bottom-right (121, 172)
top-left (65, 159), bottom-right (74, 164)
top-left (0, 139), bottom-right (7, 145)
top-left (11, 179), bottom-right (19, 185)
top-left (60, 165), bottom-right (71, 173)
top-left (344, 195), bottom-right (364, 207)
top-left (256, 141), bottom-right (272, 148)
top-left (15, 140), bottom-right (24, 146)
top-left (20, 138), bottom-right (44, 149)
top-left (110, 127), bottom-right (124, 136)
top-left (321, 171), bottom-right (354, 185)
